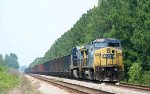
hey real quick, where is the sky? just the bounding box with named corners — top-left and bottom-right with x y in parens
top-left (0, 0), bottom-right (98, 67)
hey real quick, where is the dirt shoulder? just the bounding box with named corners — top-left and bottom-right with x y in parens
top-left (7, 74), bottom-right (41, 94)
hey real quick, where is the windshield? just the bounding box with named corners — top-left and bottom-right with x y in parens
top-left (94, 42), bottom-right (108, 48)
top-left (108, 43), bottom-right (120, 47)
top-left (94, 42), bottom-right (120, 48)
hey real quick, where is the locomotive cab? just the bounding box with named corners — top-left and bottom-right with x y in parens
top-left (93, 39), bottom-right (124, 81)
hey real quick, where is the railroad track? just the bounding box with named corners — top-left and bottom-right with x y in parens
top-left (106, 83), bottom-right (150, 92)
top-left (119, 83), bottom-right (150, 91)
top-left (58, 75), bottom-right (150, 92)
top-left (28, 74), bottom-right (150, 94)
top-left (49, 75), bottom-right (150, 92)
top-left (29, 74), bottom-right (113, 94)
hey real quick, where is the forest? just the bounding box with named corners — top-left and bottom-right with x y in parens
top-left (30, 0), bottom-right (150, 85)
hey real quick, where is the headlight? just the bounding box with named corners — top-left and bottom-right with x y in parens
top-left (114, 68), bottom-right (117, 71)
top-left (101, 68), bottom-right (104, 71)
top-left (103, 54), bottom-right (106, 58)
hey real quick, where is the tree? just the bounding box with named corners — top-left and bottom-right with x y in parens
top-left (0, 54), bottom-right (4, 66)
top-left (4, 53), bottom-right (20, 69)
top-left (131, 30), bottom-right (150, 71)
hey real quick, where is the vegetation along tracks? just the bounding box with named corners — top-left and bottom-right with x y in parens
top-left (29, 74), bottom-right (113, 94)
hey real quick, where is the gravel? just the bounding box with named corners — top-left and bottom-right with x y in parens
top-left (25, 75), bottom-right (70, 94)
top-left (36, 74), bottom-right (150, 94)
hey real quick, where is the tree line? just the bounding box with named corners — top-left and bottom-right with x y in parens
top-left (30, 0), bottom-right (150, 85)
top-left (0, 53), bottom-right (20, 69)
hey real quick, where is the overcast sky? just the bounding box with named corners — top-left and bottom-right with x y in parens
top-left (0, 0), bottom-right (98, 67)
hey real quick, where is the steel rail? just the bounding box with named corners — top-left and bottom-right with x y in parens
top-left (30, 74), bottom-right (113, 94)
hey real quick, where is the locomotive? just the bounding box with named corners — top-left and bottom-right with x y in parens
top-left (26, 38), bottom-right (124, 82)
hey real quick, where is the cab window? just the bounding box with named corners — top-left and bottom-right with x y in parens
top-left (94, 42), bottom-right (120, 48)
top-left (108, 43), bottom-right (120, 47)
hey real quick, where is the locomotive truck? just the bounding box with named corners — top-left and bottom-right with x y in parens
top-left (25, 38), bottom-right (124, 82)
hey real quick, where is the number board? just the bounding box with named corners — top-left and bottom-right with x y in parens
top-left (103, 54), bottom-right (115, 59)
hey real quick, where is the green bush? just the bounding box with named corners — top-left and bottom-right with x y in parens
top-left (128, 63), bottom-right (142, 84)
top-left (127, 63), bottom-right (150, 86)
top-left (141, 71), bottom-right (150, 86)
top-left (0, 66), bottom-right (20, 92)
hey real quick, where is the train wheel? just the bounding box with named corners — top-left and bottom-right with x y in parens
top-left (83, 70), bottom-right (94, 80)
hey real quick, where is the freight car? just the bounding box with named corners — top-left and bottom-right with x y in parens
top-left (25, 38), bottom-right (124, 82)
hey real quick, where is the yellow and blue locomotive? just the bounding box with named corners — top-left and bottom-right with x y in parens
top-left (26, 38), bottom-right (124, 82)
top-left (71, 38), bottom-right (124, 82)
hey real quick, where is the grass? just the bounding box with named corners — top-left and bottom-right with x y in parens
top-left (0, 66), bottom-right (41, 94)
top-left (0, 66), bottom-right (20, 94)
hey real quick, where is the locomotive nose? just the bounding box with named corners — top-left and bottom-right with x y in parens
top-left (94, 47), bottom-right (124, 81)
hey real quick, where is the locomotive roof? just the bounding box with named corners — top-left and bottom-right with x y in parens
top-left (93, 38), bottom-right (121, 43)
